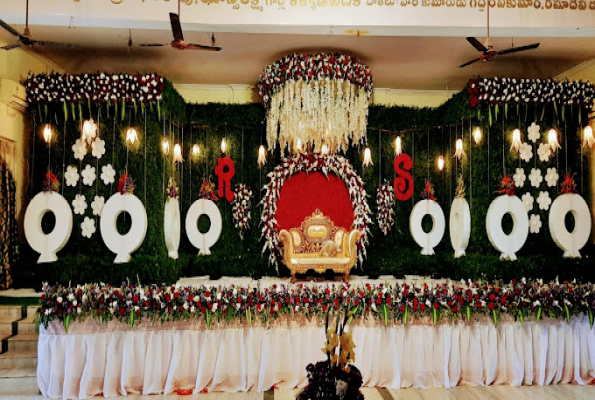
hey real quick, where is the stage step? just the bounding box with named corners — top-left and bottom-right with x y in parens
top-left (0, 350), bottom-right (38, 369)
top-left (0, 367), bottom-right (38, 396)
top-left (5, 334), bottom-right (39, 352)
top-left (0, 306), bottom-right (24, 321)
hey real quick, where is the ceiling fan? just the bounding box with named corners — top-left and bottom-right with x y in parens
top-left (459, 5), bottom-right (539, 68)
top-left (140, 1), bottom-right (221, 51)
top-left (0, 0), bottom-right (78, 51)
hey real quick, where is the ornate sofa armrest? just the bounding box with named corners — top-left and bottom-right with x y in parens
top-left (342, 229), bottom-right (362, 266)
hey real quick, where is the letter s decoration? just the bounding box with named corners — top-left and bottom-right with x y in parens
top-left (394, 154), bottom-right (414, 201)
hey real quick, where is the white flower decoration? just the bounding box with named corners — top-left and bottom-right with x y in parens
top-left (72, 139), bottom-right (87, 161)
top-left (519, 142), bottom-right (533, 162)
top-left (81, 217), bottom-right (96, 238)
top-left (529, 168), bottom-right (543, 188)
top-left (537, 191), bottom-right (552, 211)
top-left (72, 194), bottom-right (87, 215)
top-left (528, 122), bottom-right (540, 143)
top-left (529, 214), bottom-right (542, 234)
top-left (91, 138), bottom-right (106, 159)
top-left (65, 165), bottom-right (79, 187)
top-left (82, 164), bottom-right (96, 186)
top-left (522, 193), bottom-right (534, 211)
top-left (101, 164), bottom-right (116, 185)
top-left (513, 168), bottom-right (526, 188)
top-left (538, 142), bottom-right (551, 162)
top-left (545, 167), bottom-right (559, 187)
top-left (91, 195), bottom-right (105, 216)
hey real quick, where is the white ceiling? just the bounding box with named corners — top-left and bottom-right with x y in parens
top-left (2, 24), bottom-right (595, 92)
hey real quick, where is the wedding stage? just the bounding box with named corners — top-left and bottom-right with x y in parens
top-left (37, 277), bottom-right (595, 399)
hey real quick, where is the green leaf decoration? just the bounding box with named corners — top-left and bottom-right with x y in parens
top-left (382, 304), bottom-right (388, 327)
top-left (78, 102), bottom-right (83, 121)
top-left (536, 306), bottom-right (542, 323)
top-left (157, 100), bottom-right (161, 120)
top-left (71, 102), bottom-right (75, 121)
top-left (518, 310), bottom-right (524, 325)
top-left (121, 100), bottom-right (126, 121)
top-left (63, 101), bottom-right (68, 122)
top-left (432, 307), bottom-right (438, 326)
top-left (466, 305), bottom-right (471, 321)
top-left (129, 310), bottom-right (135, 328)
top-left (489, 106), bottom-right (492, 126)
top-left (540, 105), bottom-right (546, 121)
top-left (403, 304), bottom-right (409, 326)
top-left (492, 309), bottom-right (498, 327)
top-left (504, 103), bottom-right (508, 119)
top-left (562, 105), bottom-right (565, 122)
top-left (64, 314), bottom-right (71, 332)
top-left (564, 304), bottom-right (570, 324)
top-left (589, 308), bottom-right (594, 330)
top-left (495, 104), bottom-right (499, 120)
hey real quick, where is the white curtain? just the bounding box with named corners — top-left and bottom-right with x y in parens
top-left (38, 315), bottom-right (595, 399)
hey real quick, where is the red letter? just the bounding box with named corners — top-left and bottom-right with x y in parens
top-left (394, 154), bottom-right (413, 201)
top-left (214, 157), bottom-right (235, 202)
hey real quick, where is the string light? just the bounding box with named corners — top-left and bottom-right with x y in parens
top-left (473, 126), bottom-right (482, 145)
top-left (258, 145), bottom-right (267, 167)
top-left (437, 155), bottom-right (444, 171)
top-left (162, 138), bottom-right (170, 155)
top-left (321, 144), bottom-right (330, 155)
top-left (582, 125), bottom-right (594, 149)
top-left (192, 144), bottom-right (200, 156)
top-left (548, 128), bottom-right (561, 153)
top-left (173, 143), bottom-right (184, 163)
top-left (125, 127), bottom-right (138, 145)
top-left (221, 138), bottom-right (227, 154)
top-left (454, 138), bottom-right (465, 159)
top-left (395, 136), bottom-right (402, 156)
top-left (363, 147), bottom-right (373, 167)
top-left (43, 124), bottom-right (52, 144)
top-left (510, 128), bottom-right (522, 153)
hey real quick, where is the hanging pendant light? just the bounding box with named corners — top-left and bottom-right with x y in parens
top-left (473, 126), bottom-right (482, 145)
top-left (363, 147), bottom-right (373, 167)
top-left (162, 138), bottom-right (170, 155)
top-left (454, 138), bottom-right (465, 159)
top-left (221, 138), bottom-right (227, 154)
top-left (258, 145), bottom-right (267, 167)
top-left (548, 128), bottom-right (561, 153)
top-left (437, 155), bottom-right (444, 171)
top-left (395, 136), bottom-right (402, 156)
top-left (125, 127), bottom-right (138, 145)
top-left (582, 125), bottom-right (594, 149)
top-left (192, 144), bottom-right (200, 157)
top-left (510, 128), bottom-right (522, 153)
top-left (173, 143), bottom-right (184, 163)
top-left (82, 119), bottom-right (97, 144)
top-left (43, 124), bottom-right (53, 144)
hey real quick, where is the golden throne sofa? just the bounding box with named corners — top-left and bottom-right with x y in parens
top-left (279, 209), bottom-right (361, 282)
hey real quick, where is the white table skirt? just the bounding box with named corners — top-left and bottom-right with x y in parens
top-left (38, 315), bottom-right (595, 399)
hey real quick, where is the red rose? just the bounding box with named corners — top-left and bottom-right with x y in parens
top-left (178, 306), bottom-right (184, 312)
top-left (386, 297), bottom-right (392, 304)
top-left (174, 292), bottom-right (180, 299)
top-left (136, 309), bottom-right (140, 316)
top-left (376, 298), bottom-right (382, 305)
top-left (133, 295), bottom-right (139, 302)
top-left (489, 293), bottom-right (496, 301)
top-left (476, 301), bottom-right (482, 308)
top-left (433, 302), bottom-right (439, 310)
top-left (205, 292), bottom-right (211, 298)
top-left (413, 298), bottom-right (419, 307)
top-left (489, 302), bottom-right (495, 311)
top-left (500, 296), bottom-right (507, 305)
top-left (400, 305), bottom-right (406, 313)
top-left (420, 303), bottom-right (426, 311)
top-left (119, 307), bottom-right (125, 315)
top-left (97, 309), bottom-right (102, 316)
top-left (188, 294), bottom-right (194, 302)
top-left (452, 306), bottom-right (458, 313)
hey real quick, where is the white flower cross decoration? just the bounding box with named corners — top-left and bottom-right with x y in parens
top-left (72, 194), bottom-right (87, 215)
top-left (537, 191), bottom-right (552, 210)
top-left (538, 142), bottom-right (551, 162)
top-left (91, 195), bottom-right (105, 216)
top-left (101, 164), bottom-right (116, 185)
top-left (529, 214), bottom-right (542, 234)
top-left (545, 167), bottom-right (558, 187)
top-left (528, 122), bottom-right (540, 143)
top-left (522, 193), bottom-right (534, 211)
top-left (519, 142), bottom-right (533, 162)
top-left (529, 168), bottom-right (543, 188)
top-left (65, 165), bottom-right (79, 187)
top-left (513, 168), bottom-right (526, 188)
top-left (72, 139), bottom-right (87, 161)
top-left (82, 164), bottom-right (96, 186)
top-left (81, 217), bottom-right (96, 238)
top-left (91, 138), bottom-right (106, 159)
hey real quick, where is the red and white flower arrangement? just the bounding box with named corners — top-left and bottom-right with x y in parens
top-left (232, 184), bottom-right (253, 240)
top-left (260, 154), bottom-right (371, 270)
top-left (42, 171), bottom-right (59, 193)
top-left (26, 72), bottom-right (165, 105)
top-left (376, 180), bottom-right (395, 236)
top-left (117, 173), bottom-right (135, 195)
top-left (198, 177), bottom-right (218, 201)
top-left (496, 176), bottom-right (516, 196)
top-left (468, 77), bottom-right (595, 108)
top-left (37, 278), bottom-right (595, 331)
top-left (166, 178), bottom-right (179, 199)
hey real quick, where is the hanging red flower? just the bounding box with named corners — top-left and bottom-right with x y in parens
top-left (420, 180), bottom-right (436, 201)
top-left (42, 171), bottom-right (59, 193)
top-left (117, 173), bottom-right (135, 195)
top-left (496, 176), bottom-right (515, 196)
top-left (560, 174), bottom-right (577, 194)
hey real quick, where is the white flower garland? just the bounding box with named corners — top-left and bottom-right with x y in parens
top-left (376, 180), bottom-right (395, 236)
top-left (260, 154), bottom-right (371, 271)
top-left (232, 184), bottom-right (253, 240)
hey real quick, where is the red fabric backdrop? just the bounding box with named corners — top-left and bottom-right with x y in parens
top-left (275, 171), bottom-right (354, 231)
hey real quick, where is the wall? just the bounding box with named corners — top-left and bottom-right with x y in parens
top-left (0, 38), bottom-right (64, 237)
top-left (557, 59), bottom-right (595, 242)
top-left (174, 83), bottom-right (456, 108)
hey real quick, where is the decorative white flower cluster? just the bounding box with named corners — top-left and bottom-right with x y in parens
top-left (376, 180), bottom-right (395, 236)
top-left (231, 184), bottom-right (253, 240)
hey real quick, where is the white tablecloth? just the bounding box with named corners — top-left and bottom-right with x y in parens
top-left (38, 316), bottom-right (595, 399)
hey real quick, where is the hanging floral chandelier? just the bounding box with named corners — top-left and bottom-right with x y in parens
top-left (258, 53), bottom-right (373, 153)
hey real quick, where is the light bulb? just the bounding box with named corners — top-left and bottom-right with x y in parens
top-left (221, 138), bottom-right (227, 154)
top-left (510, 128), bottom-right (522, 152)
top-left (82, 119), bottom-right (97, 144)
top-left (173, 143), bottom-right (183, 163)
top-left (43, 124), bottom-right (52, 144)
top-left (395, 136), bottom-right (402, 156)
top-left (192, 144), bottom-right (200, 156)
top-left (454, 138), bottom-right (465, 159)
top-left (473, 127), bottom-right (482, 145)
top-left (437, 155), bottom-right (444, 171)
top-left (258, 145), bottom-right (267, 167)
top-left (548, 128), bottom-right (561, 153)
top-left (363, 147), bottom-right (373, 167)
top-left (321, 144), bottom-right (329, 155)
top-left (583, 125), bottom-right (594, 149)
top-left (126, 127), bottom-right (138, 145)
top-left (296, 138), bottom-right (302, 152)
top-left (162, 139), bottom-right (170, 155)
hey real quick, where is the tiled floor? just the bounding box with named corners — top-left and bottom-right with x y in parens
top-left (4, 385), bottom-right (595, 400)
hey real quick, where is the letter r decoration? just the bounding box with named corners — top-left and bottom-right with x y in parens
top-left (215, 157), bottom-right (236, 202)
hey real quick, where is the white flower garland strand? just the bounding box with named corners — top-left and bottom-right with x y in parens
top-left (260, 154), bottom-right (371, 271)
top-left (376, 180), bottom-right (395, 236)
top-left (232, 184), bottom-right (253, 240)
